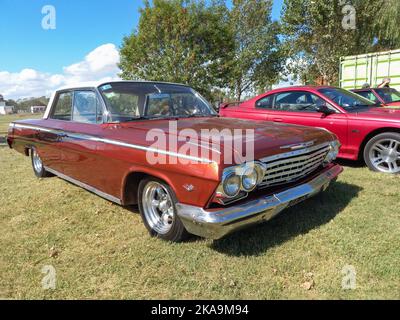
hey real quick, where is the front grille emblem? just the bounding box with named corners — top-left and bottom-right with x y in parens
top-left (280, 140), bottom-right (315, 150)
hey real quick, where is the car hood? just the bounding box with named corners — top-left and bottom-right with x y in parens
top-left (115, 117), bottom-right (335, 164)
top-left (350, 107), bottom-right (400, 123)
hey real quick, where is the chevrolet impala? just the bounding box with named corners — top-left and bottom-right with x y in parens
top-left (7, 81), bottom-right (342, 241)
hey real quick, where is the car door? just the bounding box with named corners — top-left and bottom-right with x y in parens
top-left (264, 91), bottom-right (349, 153)
top-left (54, 89), bottom-right (105, 187)
top-left (39, 90), bottom-right (74, 173)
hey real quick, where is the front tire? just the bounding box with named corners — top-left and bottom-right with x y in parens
top-left (31, 148), bottom-right (52, 178)
top-left (138, 178), bottom-right (189, 242)
top-left (364, 132), bottom-right (400, 174)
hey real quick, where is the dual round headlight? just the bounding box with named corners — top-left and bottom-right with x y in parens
top-left (222, 172), bottom-right (241, 197)
top-left (242, 167), bottom-right (259, 191)
top-left (220, 162), bottom-right (265, 198)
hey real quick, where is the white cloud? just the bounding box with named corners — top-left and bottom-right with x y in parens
top-left (0, 43), bottom-right (120, 100)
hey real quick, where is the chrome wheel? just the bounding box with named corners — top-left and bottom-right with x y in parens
top-left (142, 181), bottom-right (175, 235)
top-left (32, 149), bottom-right (43, 173)
top-left (369, 138), bottom-right (400, 173)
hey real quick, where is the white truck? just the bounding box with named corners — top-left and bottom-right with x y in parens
top-left (339, 49), bottom-right (400, 90)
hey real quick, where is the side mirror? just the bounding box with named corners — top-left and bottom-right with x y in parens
top-left (316, 104), bottom-right (335, 116)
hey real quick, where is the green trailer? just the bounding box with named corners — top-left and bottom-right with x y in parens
top-left (339, 49), bottom-right (400, 90)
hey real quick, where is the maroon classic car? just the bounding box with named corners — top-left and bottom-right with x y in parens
top-left (7, 81), bottom-right (342, 242)
top-left (220, 86), bottom-right (400, 174)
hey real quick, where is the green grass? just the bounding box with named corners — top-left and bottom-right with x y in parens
top-left (0, 114), bottom-right (42, 136)
top-left (0, 147), bottom-right (399, 299)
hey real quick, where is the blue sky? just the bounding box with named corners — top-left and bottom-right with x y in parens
top-left (0, 0), bottom-right (284, 98)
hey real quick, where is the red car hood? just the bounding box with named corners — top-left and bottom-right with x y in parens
top-left (117, 117), bottom-right (334, 164)
top-left (351, 107), bottom-right (400, 123)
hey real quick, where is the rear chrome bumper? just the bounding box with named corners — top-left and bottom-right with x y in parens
top-left (176, 164), bottom-right (343, 239)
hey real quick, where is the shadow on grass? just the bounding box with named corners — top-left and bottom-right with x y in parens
top-left (336, 158), bottom-right (365, 169)
top-left (210, 181), bottom-right (362, 256)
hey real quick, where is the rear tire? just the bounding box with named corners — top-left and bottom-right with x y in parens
top-left (363, 132), bottom-right (400, 174)
top-left (31, 148), bottom-right (52, 178)
top-left (138, 178), bottom-right (190, 242)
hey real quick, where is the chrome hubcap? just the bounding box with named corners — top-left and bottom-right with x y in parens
top-left (369, 139), bottom-right (400, 173)
top-left (32, 149), bottom-right (43, 173)
top-left (142, 182), bottom-right (174, 234)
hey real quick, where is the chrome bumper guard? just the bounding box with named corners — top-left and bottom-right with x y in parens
top-left (176, 164), bottom-right (343, 239)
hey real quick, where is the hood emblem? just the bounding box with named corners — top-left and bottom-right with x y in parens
top-left (280, 140), bottom-right (315, 150)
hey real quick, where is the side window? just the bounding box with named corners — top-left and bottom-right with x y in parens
top-left (72, 91), bottom-right (101, 124)
top-left (255, 95), bottom-right (274, 109)
top-left (274, 91), bottom-right (335, 113)
top-left (51, 92), bottom-right (73, 120)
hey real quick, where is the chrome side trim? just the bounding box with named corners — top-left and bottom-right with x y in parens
top-left (13, 123), bottom-right (215, 163)
top-left (13, 123), bottom-right (54, 133)
top-left (44, 166), bottom-right (122, 204)
top-left (260, 142), bottom-right (331, 163)
top-left (176, 164), bottom-right (343, 239)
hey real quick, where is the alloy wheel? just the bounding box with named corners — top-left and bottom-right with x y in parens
top-left (142, 181), bottom-right (175, 234)
top-left (368, 138), bottom-right (400, 173)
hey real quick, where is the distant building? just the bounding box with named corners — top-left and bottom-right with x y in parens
top-left (31, 105), bottom-right (46, 113)
top-left (0, 101), bottom-right (14, 115)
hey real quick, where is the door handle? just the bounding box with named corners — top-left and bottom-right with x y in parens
top-left (273, 118), bottom-right (283, 122)
top-left (57, 133), bottom-right (68, 141)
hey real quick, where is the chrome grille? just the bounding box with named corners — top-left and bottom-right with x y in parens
top-left (259, 143), bottom-right (331, 187)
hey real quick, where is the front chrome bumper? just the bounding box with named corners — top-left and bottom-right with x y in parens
top-left (176, 164), bottom-right (343, 239)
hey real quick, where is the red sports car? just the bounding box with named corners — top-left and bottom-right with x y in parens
top-left (220, 86), bottom-right (400, 174)
top-left (352, 87), bottom-right (400, 108)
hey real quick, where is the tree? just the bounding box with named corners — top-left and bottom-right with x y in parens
top-left (228, 0), bottom-right (282, 101)
top-left (281, 0), bottom-right (381, 85)
top-left (374, 0), bottom-right (400, 50)
top-left (119, 0), bottom-right (234, 101)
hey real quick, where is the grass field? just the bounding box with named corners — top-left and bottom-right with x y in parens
top-left (0, 146), bottom-right (399, 300)
top-left (0, 114), bottom-right (42, 136)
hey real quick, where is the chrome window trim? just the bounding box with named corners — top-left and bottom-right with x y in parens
top-left (260, 142), bottom-right (331, 163)
top-left (12, 123), bottom-right (215, 164)
top-left (44, 166), bottom-right (122, 204)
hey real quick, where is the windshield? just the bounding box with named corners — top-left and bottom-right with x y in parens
top-left (99, 82), bottom-right (216, 122)
top-left (318, 87), bottom-right (376, 111)
top-left (375, 88), bottom-right (400, 103)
